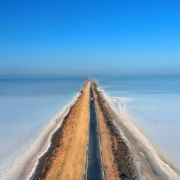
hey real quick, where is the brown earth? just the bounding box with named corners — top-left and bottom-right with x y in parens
top-left (32, 81), bottom-right (90, 180)
top-left (92, 82), bottom-right (137, 180)
top-left (92, 85), bottom-right (120, 180)
top-left (31, 80), bottom-right (136, 180)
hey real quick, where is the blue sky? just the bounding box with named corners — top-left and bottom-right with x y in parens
top-left (0, 0), bottom-right (180, 75)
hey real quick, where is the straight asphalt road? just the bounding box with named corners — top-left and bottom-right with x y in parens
top-left (85, 85), bottom-right (104, 180)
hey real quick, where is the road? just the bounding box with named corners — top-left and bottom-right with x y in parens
top-left (85, 86), bottom-right (105, 180)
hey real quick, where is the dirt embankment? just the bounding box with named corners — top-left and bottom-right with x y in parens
top-left (32, 81), bottom-right (90, 180)
top-left (92, 82), bottom-right (137, 180)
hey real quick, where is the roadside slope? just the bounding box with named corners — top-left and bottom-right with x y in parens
top-left (92, 84), bottom-right (120, 180)
top-left (93, 82), bottom-right (137, 180)
top-left (32, 81), bottom-right (90, 180)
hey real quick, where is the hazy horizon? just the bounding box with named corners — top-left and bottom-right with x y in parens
top-left (0, 67), bottom-right (180, 77)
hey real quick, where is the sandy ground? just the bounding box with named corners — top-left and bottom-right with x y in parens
top-left (32, 81), bottom-right (90, 180)
top-left (45, 81), bottom-right (90, 180)
top-left (92, 85), bottom-right (120, 180)
top-left (93, 82), bottom-right (139, 180)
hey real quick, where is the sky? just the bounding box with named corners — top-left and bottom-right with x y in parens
top-left (0, 0), bottom-right (180, 75)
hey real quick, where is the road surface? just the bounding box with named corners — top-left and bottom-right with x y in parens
top-left (85, 86), bottom-right (105, 180)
